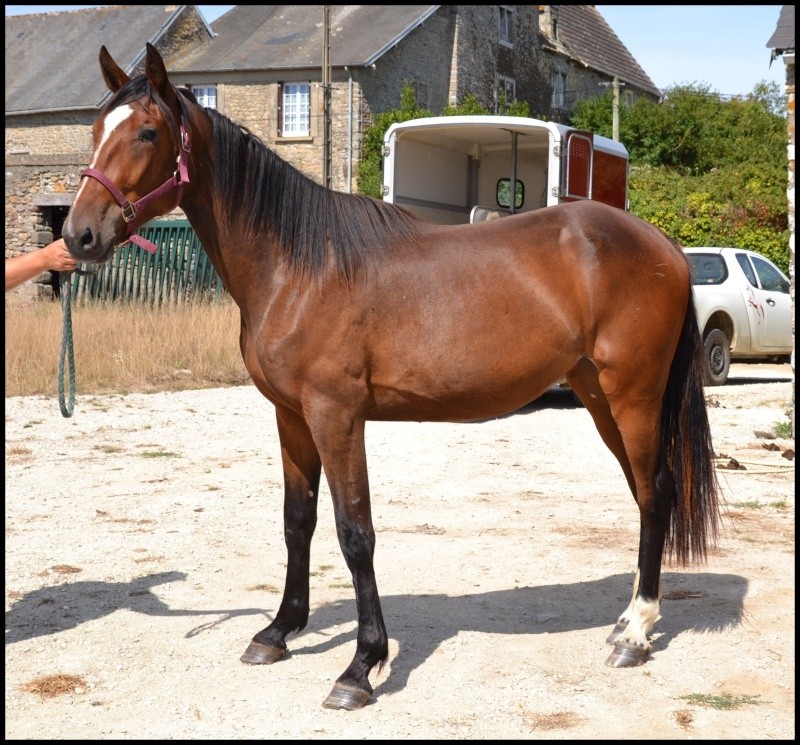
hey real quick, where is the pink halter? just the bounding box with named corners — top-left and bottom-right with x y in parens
top-left (80, 123), bottom-right (191, 253)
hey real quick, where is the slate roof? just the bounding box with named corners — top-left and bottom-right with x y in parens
top-left (169, 5), bottom-right (440, 72)
top-left (6, 4), bottom-right (661, 114)
top-left (766, 5), bottom-right (794, 55)
top-left (543, 6), bottom-right (661, 98)
top-left (5, 5), bottom-right (212, 114)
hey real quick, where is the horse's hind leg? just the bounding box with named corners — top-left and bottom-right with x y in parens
top-left (566, 358), bottom-right (635, 495)
top-left (241, 405), bottom-right (322, 665)
top-left (567, 358), bottom-right (668, 667)
top-left (606, 392), bottom-right (670, 666)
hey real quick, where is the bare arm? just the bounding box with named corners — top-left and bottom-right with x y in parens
top-left (5, 239), bottom-right (77, 292)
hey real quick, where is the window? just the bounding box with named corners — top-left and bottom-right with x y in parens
top-left (688, 254), bottom-right (728, 285)
top-left (551, 71), bottom-right (567, 109)
top-left (734, 253), bottom-right (758, 286)
top-left (752, 256), bottom-right (790, 293)
top-left (189, 85), bottom-right (217, 109)
top-left (280, 82), bottom-right (310, 137)
top-left (495, 75), bottom-right (516, 113)
top-left (499, 6), bottom-right (514, 47)
top-left (497, 178), bottom-right (524, 209)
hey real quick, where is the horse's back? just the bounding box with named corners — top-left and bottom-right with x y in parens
top-left (404, 200), bottom-right (690, 322)
top-left (347, 200), bottom-right (690, 420)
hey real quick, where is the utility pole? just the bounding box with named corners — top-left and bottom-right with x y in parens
top-left (321, 6), bottom-right (332, 188)
top-left (600, 77), bottom-right (625, 142)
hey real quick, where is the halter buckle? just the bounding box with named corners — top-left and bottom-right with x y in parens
top-left (121, 203), bottom-right (137, 223)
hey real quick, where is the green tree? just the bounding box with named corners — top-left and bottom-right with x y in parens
top-left (357, 84), bottom-right (432, 199)
top-left (571, 81), bottom-right (789, 271)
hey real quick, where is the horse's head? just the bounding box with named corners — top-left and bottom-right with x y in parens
top-left (63, 43), bottom-right (191, 263)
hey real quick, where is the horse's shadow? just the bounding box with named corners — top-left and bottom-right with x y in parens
top-left (6, 570), bottom-right (747, 703)
top-left (4, 571), bottom-right (267, 645)
top-left (292, 571), bottom-right (747, 699)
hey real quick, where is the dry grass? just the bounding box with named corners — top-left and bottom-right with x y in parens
top-left (522, 711), bottom-right (583, 731)
top-left (5, 296), bottom-right (249, 397)
top-left (23, 674), bottom-right (88, 699)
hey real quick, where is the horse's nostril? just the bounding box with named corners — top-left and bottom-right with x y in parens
top-left (79, 226), bottom-right (94, 249)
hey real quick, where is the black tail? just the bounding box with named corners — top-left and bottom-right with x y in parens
top-left (661, 293), bottom-right (722, 565)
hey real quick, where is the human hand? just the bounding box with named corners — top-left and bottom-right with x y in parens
top-left (41, 238), bottom-right (78, 272)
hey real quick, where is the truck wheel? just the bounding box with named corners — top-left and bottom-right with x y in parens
top-left (703, 329), bottom-right (731, 386)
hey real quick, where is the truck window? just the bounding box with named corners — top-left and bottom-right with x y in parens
top-left (751, 256), bottom-right (790, 293)
top-left (687, 254), bottom-right (727, 285)
top-left (734, 253), bottom-right (758, 287)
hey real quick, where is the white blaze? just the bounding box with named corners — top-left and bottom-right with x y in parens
top-left (65, 104), bottom-right (135, 232)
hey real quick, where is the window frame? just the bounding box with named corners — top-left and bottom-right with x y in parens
top-left (499, 6), bottom-right (514, 48)
top-left (187, 84), bottom-right (217, 109)
top-left (278, 81), bottom-right (311, 138)
top-left (414, 81), bottom-right (428, 109)
top-left (751, 255), bottom-right (790, 293)
top-left (495, 75), bottom-right (516, 113)
top-left (496, 177), bottom-right (524, 210)
top-left (551, 71), bottom-right (567, 109)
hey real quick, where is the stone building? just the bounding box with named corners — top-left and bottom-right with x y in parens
top-left (5, 4), bottom-right (658, 298)
top-left (537, 5), bottom-right (661, 123)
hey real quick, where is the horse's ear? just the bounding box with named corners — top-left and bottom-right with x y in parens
top-left (144, 42), bottom-right (178, 109)
top-left (99, 45), bottom-right (130, 92)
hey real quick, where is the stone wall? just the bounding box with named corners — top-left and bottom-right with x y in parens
top-left (5, 110), bottom-right (94, 157)
top-left (446, 6), bottom-right (546, 114)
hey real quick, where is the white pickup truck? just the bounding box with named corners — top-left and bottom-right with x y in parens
top-left (684, 247), bottom-right (792, 385)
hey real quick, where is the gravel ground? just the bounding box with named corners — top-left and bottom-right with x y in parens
top-left (4, 364), bottom-right (795, 739)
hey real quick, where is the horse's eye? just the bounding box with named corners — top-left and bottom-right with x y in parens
top-left (139, 129), bottom-right (157, 143)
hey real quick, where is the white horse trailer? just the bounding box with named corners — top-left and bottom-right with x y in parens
top-left (381, 115), bottom-right (629, 224)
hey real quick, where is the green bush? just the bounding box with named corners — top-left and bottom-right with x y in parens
top-left (572, 82), bottom-right (790, 272)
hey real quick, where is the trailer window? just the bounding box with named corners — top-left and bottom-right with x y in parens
top-left (497, 179), bottom-right (524, 209)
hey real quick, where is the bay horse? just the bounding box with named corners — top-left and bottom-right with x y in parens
top-left (63, 43), bottom-right (721, 710)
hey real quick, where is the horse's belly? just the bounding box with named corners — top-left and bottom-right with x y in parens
top-left (367, 337), bottom-right (576, 422)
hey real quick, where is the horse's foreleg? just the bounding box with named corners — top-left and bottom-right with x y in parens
top-left (241, 406), bottom-right (321, 665)
top-left (315, 416), bottom-right (388, 710)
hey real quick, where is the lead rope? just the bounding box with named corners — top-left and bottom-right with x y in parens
top-left (58, 267), bottom-right (95, 418)
top-left (58, 270), bottom-right (77, 417)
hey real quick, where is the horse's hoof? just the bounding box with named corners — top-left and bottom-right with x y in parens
top-left (605, 620), bottom-right (628, 645)
top-left (605, 640), bottom-right (649, 668)
top-left (240, 640), bottom-right (286, 665)
top-left (322, 682), bottom-right (372, 710)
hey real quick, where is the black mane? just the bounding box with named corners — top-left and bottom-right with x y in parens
top-left (206, 108), bottom-right (422, 280)
top-left (104, 75), bottom-right (422, 280)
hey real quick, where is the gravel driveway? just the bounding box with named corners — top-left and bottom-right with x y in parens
top-left (5, 367), bottom-right (795, 738)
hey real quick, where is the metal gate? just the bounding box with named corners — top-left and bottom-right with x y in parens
top-left (69, 220), bottom-right (225, 304)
